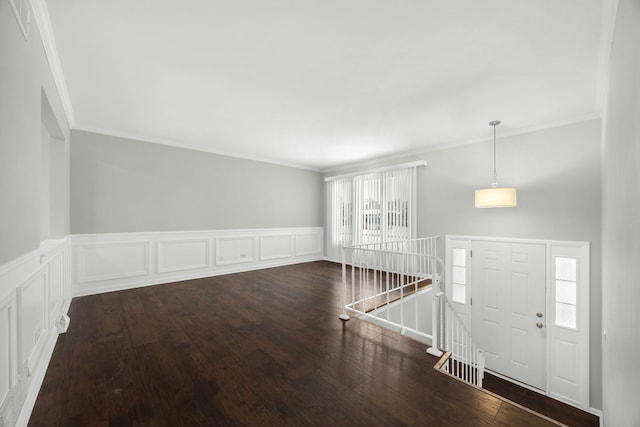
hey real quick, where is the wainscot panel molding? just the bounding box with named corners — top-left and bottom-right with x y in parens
top-left (70, 227), bottom-right (324, 297)
top-left (215, 235), bottom-right (257, 266)
top-left (0, 239), bottom-right (72, 427)
top-left (77, 241), bottom-right (150, 283)
top-left (295, 232), bottom-right (323, 256)
top-left (157, 238), bottom-right (210, 273)
top-left (260, 234), bottom-right (293, 261)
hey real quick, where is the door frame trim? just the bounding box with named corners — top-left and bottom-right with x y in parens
top-left (445, 235), bottom-right (590, 411)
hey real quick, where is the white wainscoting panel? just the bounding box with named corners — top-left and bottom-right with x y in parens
top-left (18, 268), bottom-right (48, 376)
top-left (0, 239), bottom-right (72, 427)
top-left (0, 229), bottom-right (322, 425)
top-left (70, 227), bottom-right (323, 297)
top-left (295, 232), bottom-right (323, 256)
top-left (0, 294), bottom-right (16, 416)
top-left (48, 256), bottom-right (63, 325)
top-left (158, 238), bottom-right (210, 273)
top-left (260, 234), bottom-right (293, 261)
top-left (77, 242), bottom-right (150, 283)
top-left (215, 235), bottom-right (257, 266)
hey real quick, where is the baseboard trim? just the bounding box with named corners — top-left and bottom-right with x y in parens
top-left (70, 227), bottom-right (324, 297)
top-left (72, 254), bottom-right (323, 297)
top-left (589, 407), bottom-right (603, 426)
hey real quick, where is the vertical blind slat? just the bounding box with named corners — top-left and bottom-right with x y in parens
top-left (326, 167), bottom-right (417, 261)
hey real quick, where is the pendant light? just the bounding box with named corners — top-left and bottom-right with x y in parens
top-left (474, 120), bottom-right (517, 208)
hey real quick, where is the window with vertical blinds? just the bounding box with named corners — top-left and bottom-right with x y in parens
top-left (325, 162), bottom-right (423, 262)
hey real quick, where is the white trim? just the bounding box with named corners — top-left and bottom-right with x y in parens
top-left (0, 292), bottom-right (17, 420)
top-left (445, 235), bottom-right (591, 412)
top-left (215, 235), bottom-right (257, 266)
top-left (71, 256), bottom-right (323, 298)
top-left (259, 234), bottom-right (293, 261)
top-left (294, 232), bottom-right (323, 257)
top-left (14, 306), bottom-right (63, 427)
top-left (30, 0), bottom-right (76, 126)
top-left (70, 227), bottom-right (324, 297)
top-left (323, 160), bottom-right (427, 182)
top-left (594, 0), bottom-right (619, 115)
top-left (157, 238), bottom-right (211, 273)
top-left (0, 240), bottom-right (72, 427)
top-left (72, 125), bottom-right (320, 171)
top-left (70, 227), bottom-right (319, 239)
top-left (486, 369), bottom-right (548, 396)
top-left (0, 251), bottom-right (39, 304)
top-left (76, 241), bottom-right (150, 283)
top-left (321, 115), bottom-right (600, 174)
top-left (17, 266), bottom-right (48, 376)
top-left (446, 235), bottom-right (589, 248)
top-left (8, 0), bottom-right (30, 40)
top-left (444, 238), bottom-right (471, 328)
top-left (590, 407), bottom-right (603, 427)
top-left (547, 243), bottom-right (590, 411)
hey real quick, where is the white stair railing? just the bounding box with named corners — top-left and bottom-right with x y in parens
top-left (429, 274), bottom-right (485, 388)
top-left (339, 237), bottom-right (439, 344)
top-left (339, 236), bottom-right (485, 389)
top-left (439, 296), bottom-right (485, 387)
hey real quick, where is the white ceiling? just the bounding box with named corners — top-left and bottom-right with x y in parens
top-left (43, 0), bottom-right (614, 171)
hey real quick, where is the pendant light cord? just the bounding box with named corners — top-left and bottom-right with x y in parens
top-left (490, 120), bottom-right (500, 188)
top-left (493, 123), bottom-right (497, 178)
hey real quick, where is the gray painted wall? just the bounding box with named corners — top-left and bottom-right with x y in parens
top-left (602, 0), bottom-right (640, 425)
top-left (70, 130), bottom-right (323, 233)
top-left (0, 3), bottom-right (70, 266)
top-left (420, 119), bottom-right (602, 410)
top-left (325, 118), bottom-right (603, 409)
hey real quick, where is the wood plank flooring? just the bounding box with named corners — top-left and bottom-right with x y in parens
top-left (483, 373), bottom-right (599, 427)
top-left (29, 261), bottom-right (580, 426)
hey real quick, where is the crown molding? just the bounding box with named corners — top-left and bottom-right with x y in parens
top-left (30, 0), bottom-right (75, 126)
top-left (72, 124), bottom-right (322, 172)
top-left (322, 113), bottom-right (601, 174)
top-left (595, 0), bottom-right (619, 115)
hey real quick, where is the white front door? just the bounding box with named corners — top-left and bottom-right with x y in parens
top-left (471, 241), bottom-right (546, 390)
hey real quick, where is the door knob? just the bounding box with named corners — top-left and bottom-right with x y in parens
top-left (536, 322), bottom-right (544, 328)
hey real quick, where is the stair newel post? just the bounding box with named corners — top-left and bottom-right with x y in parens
top-left (427, 257), bottom-right (444, 357)
top-left (339, 245), bottom-right (350, 321)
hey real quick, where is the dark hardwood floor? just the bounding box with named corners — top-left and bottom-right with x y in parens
top-left (483, 373), bottom-right (598, 427)
top-left (29, 261), bottom-right (589, 426)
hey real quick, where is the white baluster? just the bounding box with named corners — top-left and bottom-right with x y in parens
top-left (339, 245), bottom-right (350, 320)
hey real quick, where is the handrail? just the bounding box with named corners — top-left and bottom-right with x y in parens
top-left (437, 292), bottom-right (485, 388)
top-left (339, 237), bottom-right (441, 344)
top-left (339, 236), bottom-right (485, 389)
top-left (429, 267), bottom-right (485, 388)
